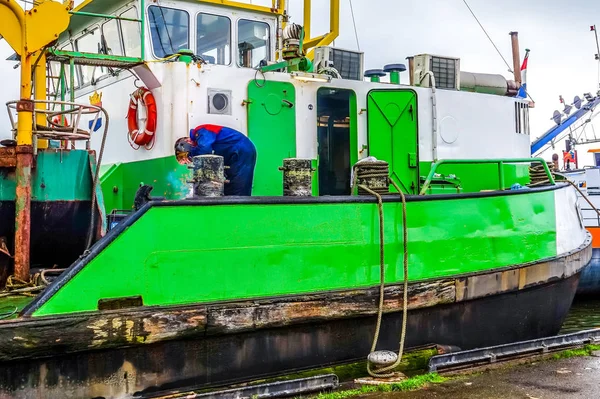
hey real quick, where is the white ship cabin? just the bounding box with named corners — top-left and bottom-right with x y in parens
top-left (48, 0), bottom-right (533, 204)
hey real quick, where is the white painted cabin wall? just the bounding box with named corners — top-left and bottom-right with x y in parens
top-left (69, 0), bottom-right (533, 172)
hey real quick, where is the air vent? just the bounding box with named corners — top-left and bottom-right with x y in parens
top-left (413, 54), bottom-right (460, 90)
top-left (313, 46), bottom-right (364, 81)
top-left (208, 89), bottom-right (232, 115)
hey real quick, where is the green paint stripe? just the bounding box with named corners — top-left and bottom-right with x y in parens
top-left (419, 162), bottom-right (531, 193)
top-left (33, 189), bottom-right (557, 316)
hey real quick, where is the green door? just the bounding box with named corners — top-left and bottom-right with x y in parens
top-left (247, 81), bottom-right (296, 195)
top-left (367, 90), bottom-right (419, 194)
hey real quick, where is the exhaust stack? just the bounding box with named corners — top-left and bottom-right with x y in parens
top-left (509, 32), bottom-right (522, 85)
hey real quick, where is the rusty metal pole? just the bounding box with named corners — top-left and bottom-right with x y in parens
top-left (509, 32), bottom-right (522, 85)
top-left (14, 29), bottom-right (34, 282)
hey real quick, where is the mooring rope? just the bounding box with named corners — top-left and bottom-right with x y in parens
top-left (0, 268), bottom-right (66, 298)
top-left (528, 162), bottom-right (556, 187)
top-left (353, 162), bottom-right (409, 378)
top-left (85, 107), bottom-right (110, 250)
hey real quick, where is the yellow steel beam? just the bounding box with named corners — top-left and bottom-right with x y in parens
top-left (304, 0), bottom-right (339, 59)
top-left (34, 52), bottom-right (48, 149)
top-left (74, 0), bottom-right (285, 14)
top-left (0, 0), bottom-right (25, 54)
top-left (197, 0), bottom-right (284, 15)
top-left (303, 0), bottom-right (311, 39)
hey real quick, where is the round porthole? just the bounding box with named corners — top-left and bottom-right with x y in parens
top-left (212, 93), bottom-right (229, 112)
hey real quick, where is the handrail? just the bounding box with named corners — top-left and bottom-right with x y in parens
top-left (63, 0), bottom-right (145, 60)
top-left (419, 158), bottom-right (555, 195)
top-left (69, 11), bottom-right (141, 23)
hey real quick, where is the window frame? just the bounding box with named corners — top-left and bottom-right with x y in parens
top-left (74, 26), bottom-right (103, 88)
top-left (118, 6), bottom-right (141, 58)
top-left (515, 102), bottom-right (530, 135)
top-left (148, 5), bottom-right (191, 60)
top-left (236, 18), bottom-right (271, 68)
top-left (101, 18), bottom-right (124, 57)
top-left (195, 11), bottom-right (232, 66)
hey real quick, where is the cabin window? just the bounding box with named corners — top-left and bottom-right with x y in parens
top-left (238, 19), bottom-right (270, 68)
top-left (120, 7), bottom-right (141, 58)
top-left (515, 102), bottom-right (530, 135)
top-left (148, 6), bottom-right (190, 58)
top-left (75, 28), bottom-right (101, 86)
top-left (101, 19), bottom-right (123, 56)
top-left (197, 13), bottom-right (231, 65)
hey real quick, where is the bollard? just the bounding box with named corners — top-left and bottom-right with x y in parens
top-left (191, 155), bottom-right (225, 197)
top-left (354, 160), bottom-right (390, 195)
top-left (368, 350), bottom-right (399, 368)
top-left (279, 158), bottom-right (314, 196)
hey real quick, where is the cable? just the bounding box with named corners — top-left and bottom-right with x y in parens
top-left (349, 0), bottom-right (361, 52)
top-left (85, 107), bottom-right (110, 249)
top-left (461, 0), bottom-right (513, 74)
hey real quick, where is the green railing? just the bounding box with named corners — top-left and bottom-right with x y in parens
top-left (68, 0), bottom-right (145, 61)
top-left (419, 158), bottom-right (555, 195)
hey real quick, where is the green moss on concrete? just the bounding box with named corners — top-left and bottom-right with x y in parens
top-left (310, 373), bottom-right (448, 399)
top-left (552, 344), bottom-right (600, 360)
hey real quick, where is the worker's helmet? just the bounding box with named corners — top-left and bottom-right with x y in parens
top-left (175, 137), bottom-right (194, 164)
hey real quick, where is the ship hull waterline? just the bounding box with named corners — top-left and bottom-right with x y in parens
top-left (0, 237), bottom-right (591, 398)
top-left (576, 246), bottom-right (600, 296)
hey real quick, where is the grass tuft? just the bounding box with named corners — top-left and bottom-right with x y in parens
top-left (310, 373), bottom-right (448, 399)
top-left (552, 344), bottom-right (600, 360)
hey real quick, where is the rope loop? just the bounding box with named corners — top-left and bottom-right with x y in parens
top-left (353, 161), bottom-right (410, 378)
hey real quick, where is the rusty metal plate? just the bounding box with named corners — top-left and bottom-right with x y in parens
top-left (0, 147), bottom-right (16, 168)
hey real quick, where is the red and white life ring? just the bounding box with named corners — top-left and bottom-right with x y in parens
top-left (51, 115), bottom-right (69, 127)
top-left (127, 87), bottom-right (157, 148)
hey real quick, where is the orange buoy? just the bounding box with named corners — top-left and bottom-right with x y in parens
top-left (127, 87), bottom-right (157, 148)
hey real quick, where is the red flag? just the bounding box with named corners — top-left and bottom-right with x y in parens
top-left (591, 25), bottom-right (596, 31)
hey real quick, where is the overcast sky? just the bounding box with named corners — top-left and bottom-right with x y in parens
top-left (2, 0), bottom-right (600, 162)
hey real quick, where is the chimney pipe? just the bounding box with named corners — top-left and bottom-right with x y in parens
top-left (509, 32), bottom-right (522, 84)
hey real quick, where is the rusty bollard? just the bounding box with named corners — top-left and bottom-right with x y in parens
top-left (354, 160), bottom-right (390, 195)
top-left (191, 155), bottom-right (225, 197)
top-left (279, 158), bottom-right (314, 196)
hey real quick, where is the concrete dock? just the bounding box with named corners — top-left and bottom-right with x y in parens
top-left (377, 355), bottom-right (600, 398)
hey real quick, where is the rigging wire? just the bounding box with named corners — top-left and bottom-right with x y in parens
top-left (349, 0), bottom-right (361, 52)
top-left (461, 0), bottom-right (513, 74)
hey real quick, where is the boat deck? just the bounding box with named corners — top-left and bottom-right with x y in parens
top-left (0, 296), bottom-right (34, 320)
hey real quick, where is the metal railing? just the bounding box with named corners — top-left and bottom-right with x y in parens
top-left (66, 0), bottom-right (145, 61)
top-left (6, 99), bottom-right (103, 143)
top-left (419, 158), bottom-right (555, 195)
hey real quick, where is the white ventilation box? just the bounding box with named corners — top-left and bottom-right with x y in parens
top-left (413, 54), bottom-right (460, 90)
top-left (313, 46), bottom-right (364, 81)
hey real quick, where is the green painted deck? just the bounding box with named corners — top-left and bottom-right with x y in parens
top-left (0, 296), bottom-right (34, 320)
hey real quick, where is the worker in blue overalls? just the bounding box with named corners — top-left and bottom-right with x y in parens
top-left (175, 124), bottom-right (257, 196)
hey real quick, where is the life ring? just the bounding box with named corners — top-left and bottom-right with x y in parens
top-left (127, 87), bottom-right (157, 148)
